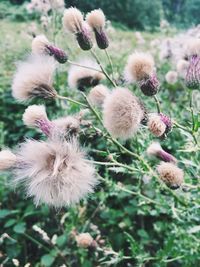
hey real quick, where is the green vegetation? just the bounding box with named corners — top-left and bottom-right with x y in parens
top-left (0, 4), bottom-right (200, 267)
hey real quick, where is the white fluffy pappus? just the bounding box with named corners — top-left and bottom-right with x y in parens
top-left (23, 105), bottom-right (48, 127)
top-left (103, 87), bottom-right (144, 139)
top-left (176, 59), bottom-right (189, 78)
top-left (124, 52), bottom-right (155, 83)
top-left (147, 142), bottom-right (177, 163)
top-left (88, 85), bottom-right (109, 107)
top-left (68, 59), bottom-right (104, 89)
top-left (32, 35), bottom-right (49, 54)
top-left (62, 7), bottom-right (84, 33)
top-left (86, 9), bottom-right (105, 30)
top-left (14, 137), bottom-right (97, 207)
top-left (53, 115), bottom-right (80, 135)
top-left (157, 162), bottom-right (184, 189)
top-left (12, 54), bottom-right (57, 101)
top-left (185, 38), bottom-right (200, 56)
top-left (165, 71), bottom-right (178, 84)
top-left (0, 150), bottom-right (17, 170)
top-left (147, 114), bottom-right (166, 137)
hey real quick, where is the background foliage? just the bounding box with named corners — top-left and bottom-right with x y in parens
top-left (0, 1), bottom-right (200, 267)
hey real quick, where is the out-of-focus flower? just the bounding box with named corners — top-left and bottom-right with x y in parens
top-left (63, 7), bottom-right (93, 50)
top-left (86, 9), bottom-right (109, 49)
top-left (103, 87), bottom-right (144, 139)
top-left (0, 150), bottom-right (17, 171)
top-left (76, 233), bottom-right (94, 248)
top-left (124, 52), bottom-right (159, 96)
top-left (68, 59), bottom-right (104, 90)
top-left (157, 162), bottom-right (184, 189)
top-left (147, 142), bottom-right (177, 163)
top-left (176, 59), bottom-right (189, 78)
top-left (165, 71), bottom-right (178, 84)
top-left (12, 54), bottom-right (57, 101)
top-left (88, 85), bottom-right (109, 107)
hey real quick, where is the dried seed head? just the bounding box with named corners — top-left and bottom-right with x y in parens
top-left (76, 233), bottom-right (94, 248)
top-left (157, 162), bottom-right (184, 189)
top-left (103, 87), bottom-right (144, 139)
top-left (12, 55), bottom-right (57, 101)
top-left (165, 71), bottom-right (178, 84)
top-left (124, 52), bottom-right (155, 82)
top-left (0, 150), bottom-right (17, 170)
top-left (148, 114), bottom-right (166, 137)
top-left (88, 85), bottom-right (109, 107)
top-left (53, 116), bottom-right (81, 136)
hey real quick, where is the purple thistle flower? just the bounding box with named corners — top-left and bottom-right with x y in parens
top-left (75, 26), bottom-right (93, 51)
top-left (159, 113), bottom-right (172, 135)
top-left (94, 29), bottom-right (109, 49)
top-left (139, 72), bottom-right (160, 96)
top-left (46, 45), bottom-right (68, 64)
top-left (185, 55), bottom-right (200, 89)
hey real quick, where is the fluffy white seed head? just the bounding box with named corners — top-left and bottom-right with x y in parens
top-left (88, 85), bottom-right (109, 107)
top-left (103, 87), bottom-right (144, 139)
top-left (76, 233), bottom-right (94, 248)
top-left (32, 35), bottom-right (49, 54)
top-left (12, 54), bottom-right (57, 101)
top-left (147, 142), bottom-right (162, 156)
top-left (68, 59), bottom-right (104, 89)
top-left (86, 9), bottom-right (105, 30)
top-left (124, 52), bottom-right (155, 82)
top-left (14, 137), bottom-right (96, 207)
top-left (165, 71), bottom-right (178, 84)
top-left (157, 162), bottom-right (184, 188)
top-left (185, 38), bottom-right (200, 56)
top-left (53, 116), bottom-right (80, 134)
top-left (62, 7), bottom-right (84, 33)
top-left (176, 59), bottom-right (189, 78)
top-left (148, 114), bottom-right (166, 137)
top-left (0, 150), bottom-right (17, 170)
top-left (23, 105), bottom-right (48, 127)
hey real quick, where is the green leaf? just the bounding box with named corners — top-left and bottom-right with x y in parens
top-left (0, 209), bottom-right (11, 219)
top-left (4, 218), bottom-right (16, 228)
top-left (13, 222), bottom-right (26, 234)
top-left (41, 254), bottom-right (55, 267)
top-left (56, 235), bottom-right (67, 247)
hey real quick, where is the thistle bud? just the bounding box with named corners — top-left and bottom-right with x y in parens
top-left (46, 45), bottom-right (68, 63)
top-left (148, 113), bottom-right (172, 137)
top-left (147, 142), bottom-right (176, 163)
top-left (157, 162), bottom-right (184, 189)
top-left (63, 8), bottom-right (93, 51)
top-left (86, 9), bottom-right (109, 49)
top-left (0, 150), bottom-right (17, 170)
top-left (139, 72), bottom-right (160, 96)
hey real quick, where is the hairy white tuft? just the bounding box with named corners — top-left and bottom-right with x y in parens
top-left (14, 137), bottom-right (97, 207)
top-left (124, 52), bottom-right (155, 82)
top-left (147, 142), bottom-right (162, 156)
top-left (62, 7), bottom-right (84, 33)
top-left (148, 114), bottom-right (166, 137)
top-left (185, 38), bottom-right (200, 56)
top-left (103, 87), bottom-right (144, 139)
top-left (12, 54), bottom-right (57, 101)
top-left (88, 85), bottom-right (109, 107)
top-left (165, 71), bottom-right (178, 84)
top-left (0, 150), bottom-right (17, 170)
top-left (32, 35), bottom-right (49, 54)
top-left (86, 9), bottom-right (105, 30)
top-left (68, 59), bottom-right (104, 89)
top-left (53, 116), bottom-right (80, 134)
top-left (23, 105), bottom-right (48, 127)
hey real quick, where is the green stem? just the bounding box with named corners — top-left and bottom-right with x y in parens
top-left (56, 94), bottom-right (88, 108)
top-left (105, 49), bottom-right (115, 80)
top-left (90, 49), bottom-right (117, 87)
top-left (89, 160), bottom-right (139, 173)
top-left (68, 60), bottom-right (103, 73)
top-left (153, 95), bottom-right (161, 113)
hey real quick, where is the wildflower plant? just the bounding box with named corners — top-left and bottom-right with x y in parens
top-left (0, 5), bottom-right (200, 267)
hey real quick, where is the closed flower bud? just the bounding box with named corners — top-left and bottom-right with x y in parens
top-left (88, 85), bottom-right (109, 107)
top-left (63, 8), bottom-right (93, 50)
top-left (157, 162), bottom-right (184, 189)
top-left (12, 55), bottom-right (57, 101)
top-left (103, 87), bottom-right (144, 139)
top-left (147, 142), bottom-right (177, 163)
top-left (76, 233), bottom-right (94, 248)
top-left (68, 59), bottom-right (104, 91)
top-left (86, 9), bottom-right (109, 49)
top-left (124, 52), bottom-right (159, 96)
top-left (32, 35), bottom-right (68, 63)
top-left (165, 71), bottom-right (178, 84)
top-left (0, 150), bottom-right (17, 170)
